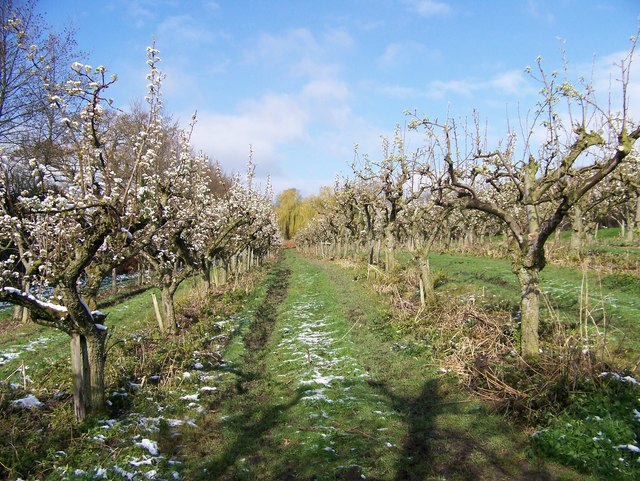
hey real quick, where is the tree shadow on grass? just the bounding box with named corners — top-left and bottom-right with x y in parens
top-left (370, 378), bottom-right (556, 481)
top-left (190, 389), bottom-right (304, 481)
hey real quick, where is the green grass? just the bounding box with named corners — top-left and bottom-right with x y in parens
top-left (177, 250), bottom-right (586, 480)
top-left (424, 252), bottom-right (640, 358)
top-left (530, 374), bottom-right (640, 480)
top-left (0, 274), bottom-right (266, 480)
top-left (1, 248), bottom-right (635, 480)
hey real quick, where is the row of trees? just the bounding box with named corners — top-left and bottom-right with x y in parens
top-left (0, 1), bottom-right (279, 419)
top-left (296, 41), bottom-right (640, 358)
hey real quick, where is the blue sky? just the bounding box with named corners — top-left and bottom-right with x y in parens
top-left (40, 0), bottom-right (640, 196)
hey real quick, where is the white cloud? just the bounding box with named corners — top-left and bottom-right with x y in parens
top-left (245, 27), bottom-right (353, 80)
top-left (190, 93), bottom-right (309, 173)
top-left (526, 0), bottom-right (555, 24)
top-left (113, 0), bottom-right (180, 28)
top-left (489, 70), bottom-right (531, 95)
top-left (589, 48), bottom-right (640, 121)
top-left (427, 69), bottom-right (532, 99)
top-left (407, 0), bottom-right (453, 17)
top-left (379, 44), bottom-right (404, 68)
top-left (157, 14), bottom-right (217, 45)
top-left (378, 41), bottom-right (439, 69)
top-left (324, 27), bottom-right (355, 50)
top-left (301, 78), bottom-right (349, 102)
top-left (249, 28), bottom-right (319, 63)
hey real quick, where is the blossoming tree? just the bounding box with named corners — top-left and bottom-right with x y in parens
top-left (0, 44), bottom-right (170, 419)
top-left (409, 43), bottom-right (640, 357)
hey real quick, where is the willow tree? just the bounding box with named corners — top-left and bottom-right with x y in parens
top-left (411, 41), bottom-right (640, 357)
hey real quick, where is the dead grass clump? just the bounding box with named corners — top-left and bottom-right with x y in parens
top-left (435, 302), bottom-right (516, 380)
top-left (434, 301), bottom-right (613, 423)
top-left (335, 258), bottom-right (358, 269)
top-left (404, 296), bottom-right (613, 424)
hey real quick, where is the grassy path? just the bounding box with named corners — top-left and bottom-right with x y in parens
top-left (180, 251), bottom-right (581, 481)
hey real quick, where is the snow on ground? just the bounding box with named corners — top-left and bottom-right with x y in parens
top-left (271, 272), bottom-right (396, 463)
top-left (11, 394), bottom-right (43, 408)
top-left (78, 312), bottom-right (253, 480)
top-left (0, 336), bottom-right (52, 366)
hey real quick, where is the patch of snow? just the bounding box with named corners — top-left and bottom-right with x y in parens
top-left (100, 419), bottom-right (118, 428)
top-left (11, 394), bottom-right (43, 408)
top-left (130, 455), bottom-right (154, 466)
top-left (300, 372), bottom-right (345, 387)
top-left (112, 465), bottom-right (136, 480)
top-left (135, 438), bottom-right (159, 456)
top-left (94, 467), bottom-right (108, 478)
top-left (302, 391), bottom-right (334, 403)
top-left (0, 352), bottom-right (20, 365)
top-left (616, 444), bottom-right (640, 453)
top-left (181, 393), bottom-right (199, 401)
top-left (193, 362), bottom-right (204, 370)
top-left (1, 287), bottom-right (68, 313)
top-left (600, 372), bottom-right (639, 385)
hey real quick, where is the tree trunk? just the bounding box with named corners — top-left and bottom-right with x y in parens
top-left (15, 278), bottom-right (32, 324)
top-left (385, 227), bottom-right (396, 272)
top-left (111, 268), bottom-right (117, 293)
top-left (418, 259), bottom-right (437, 306)
top-left (626, 195), bottom-right (639, 242)
top-left (516, 264), bottom-right (541, 358)
top-left (570, 205), bottom-right (585, 254)
top-left (202, 260), bottom-right (212, 292)
top-left (368, 239), bottom-right (375, 265)
top-left (160, 285), bottom-right (177, 334)
top-left (636, 196), bottom-right (640, 239)
top-left (70, 329), bottom-right (107, 420)
top-left (213, 262), bottom-right (220, 287)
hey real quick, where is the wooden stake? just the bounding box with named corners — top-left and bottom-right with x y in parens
top-left (152, 293), bottom-right (164, 333)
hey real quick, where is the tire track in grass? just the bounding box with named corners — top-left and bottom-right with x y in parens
top-left (241, 257), bottom-right (407, 480)
top-left (185, 252), bottom-right (573, 481)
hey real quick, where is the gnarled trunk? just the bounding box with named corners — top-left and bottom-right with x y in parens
top-left (201, 259), bottom-right (212, 293)
top-left (160, 284), bottom-right (178, 334)
top-left (516, 264), bottom-right (541, 358)
top-left (418, 259), bottom-right (437, 307)
top-left (14, 278), bottom-right (32, 324)
top-left (570, 205), bottom-right (585, 254)
top-left (384, 225), bottom-right (396, 272)
top-left (70, 328), bottom-right (107, 420)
